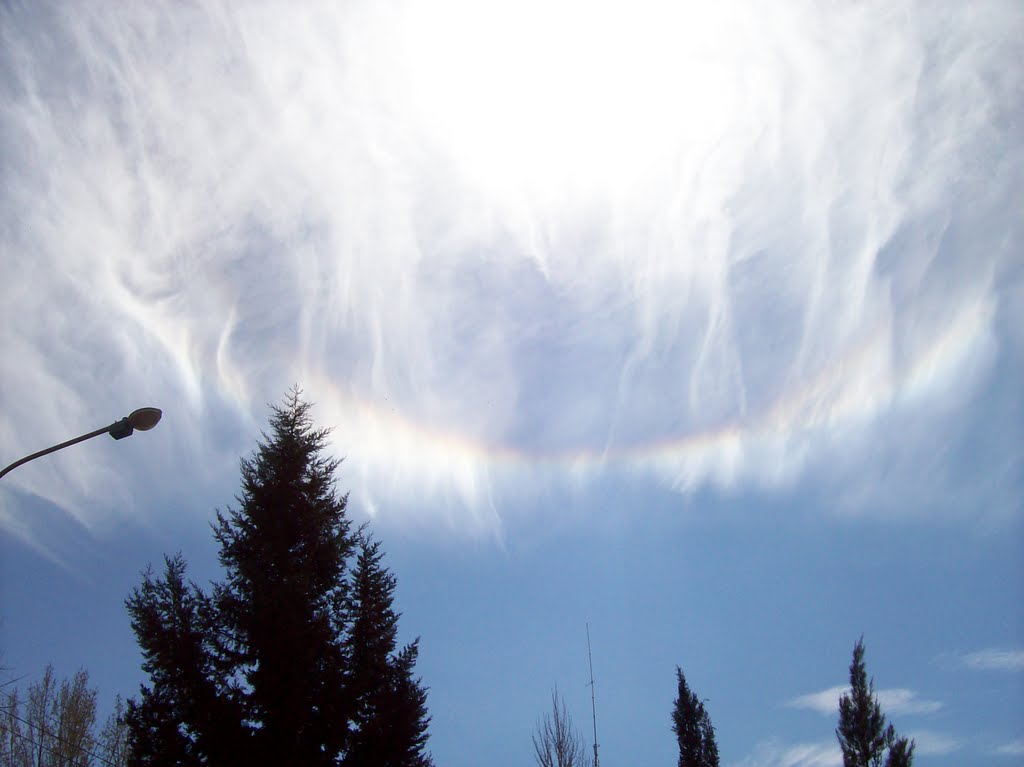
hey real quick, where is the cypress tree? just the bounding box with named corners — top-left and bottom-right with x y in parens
top-left (836, 637), bottom-right (914, 767)
top-left (125, 389), bottom-right (432, 766)
top-left (698, 707), bottom-right (719, 767)
top-left (672, 667), bottom-right (719, 767)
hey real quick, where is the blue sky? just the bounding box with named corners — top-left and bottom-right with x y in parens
top-left (1, 1), bottom-right (1022, 765)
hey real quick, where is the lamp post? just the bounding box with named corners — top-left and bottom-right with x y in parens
top-left (0, 407), bottom-right (162, 480)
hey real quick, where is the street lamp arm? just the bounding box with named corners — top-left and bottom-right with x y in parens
top-left (0, 408), bottom-right (161, 480)
top-left (0, 425), bottom-right (112, 480)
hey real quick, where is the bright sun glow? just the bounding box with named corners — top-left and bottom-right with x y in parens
top-left (401, 0), bottom-right (753, 208)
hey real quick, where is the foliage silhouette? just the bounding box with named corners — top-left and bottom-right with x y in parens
top-left (672, 667), bottom-right (719, 767)
top-left (125, 389), bottom-right (432, 766)
top-left (836, 637), bottom-right (914, 767)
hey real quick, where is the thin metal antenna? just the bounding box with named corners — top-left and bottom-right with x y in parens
top-left (586, 623), bottom-right (600, 767)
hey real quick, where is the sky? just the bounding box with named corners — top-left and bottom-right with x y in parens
top-left (1, 0), bottom-right (1022, 765)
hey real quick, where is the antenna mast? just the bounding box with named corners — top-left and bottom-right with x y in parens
top-left (586, 623), bottom-right (600, 767)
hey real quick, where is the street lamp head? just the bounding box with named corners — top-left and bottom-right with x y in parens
top-left (128, 407), bottom-right (162, 431)
top-left (109, 407), bottom-right (163, 440)
top-left (1, 406), bottom-right (165, 478)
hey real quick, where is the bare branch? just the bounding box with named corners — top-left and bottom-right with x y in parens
top-left (533, 689), bottom-right (592, 767)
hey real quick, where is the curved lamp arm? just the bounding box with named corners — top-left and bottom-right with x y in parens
top-left (0, 407), bottom-right (162, 480)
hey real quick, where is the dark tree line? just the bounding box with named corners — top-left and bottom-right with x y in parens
top-left (668, 638), bottom-right (913, 767)
top-left (530, 636), bottom-right (912, 767)
top-left (4, 389), bottom-right (919, 767)
top-left (124, 390), bottom-right (432, 767)
top-left (530, 668), bottom-right (721, 767)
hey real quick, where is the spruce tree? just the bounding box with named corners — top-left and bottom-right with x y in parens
top-left (343, 534), bottom-right (432, 767)
top-left (125, 389), bottom-right (433, 766)
top-left (211, 390), bottom-right (355, 766)
top-left (125, 554), bottom-right (245, 766)
top-left (672, 667), bottom-right (719, 767)
top-left (836, 637), bottom-right (914, 767)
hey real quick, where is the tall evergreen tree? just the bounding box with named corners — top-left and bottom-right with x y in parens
top-left (698, 707), bottom-right (719, 767)
top-left (125, 389), bottom-right (432, 767)
top-left (343, 534), bottom-right (432, 767)
top-left (125, 553), bottom-right (245, 766)
top-left (210, 390), bottom-right (355, 767)
top-left (836, 637), bottom-right (914, 767)
top-left (672, 668), bottom-right (719, 767)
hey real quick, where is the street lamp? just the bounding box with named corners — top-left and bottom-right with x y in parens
top-left (0, 407), bottom-right (162, 480)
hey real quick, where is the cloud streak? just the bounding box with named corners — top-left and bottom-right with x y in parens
top-left (994, 739), bottom-right (1024, 756)
top-left (906, 730), bottom-right (961, 756)
top-left (960, 649), bottom-right (1024, 672)
top-left (787, 685), bottom-right (943, 716)
top-left (735, 740), bottom-right (841, 767)
top-left (1, 0), bottom-right (1021, 544)
top-left (739, 729), bottom-right (960, 766)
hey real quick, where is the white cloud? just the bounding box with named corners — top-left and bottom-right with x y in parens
top-left (907, 730), bottom-right (960, 756)
top-left (786, 686), bottom-right (850, 715)
top-left (735, 731), bottom-right (959, 767)
top-left (994, 739), bottom-right (1024, 756)
top-left (875, 690), bottom-right (944, 716)
top-left (961, 649), bottom-right (1024, 672)
top-left (734, 740), bottom-right (841, 767)
top-left (1, 0), bottom-right (1021, 545)
top-left (787, 686), bottom-right (942, 715)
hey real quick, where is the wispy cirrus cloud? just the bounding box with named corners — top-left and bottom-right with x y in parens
top-left (787, 685), bottom-right (943, 716)
top-left (959, 649), bottom-right (1024, 672)
top-left (734, 739), bottom-right (841, 767)
top-left (994, 739), bottom-right (1024, 756)
top-left (1, 0), bottom-right (1021, 550)
top-left (907, 730), bottom-right (961, 756)
top-left (738, 730), bottom-right (960, 767)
